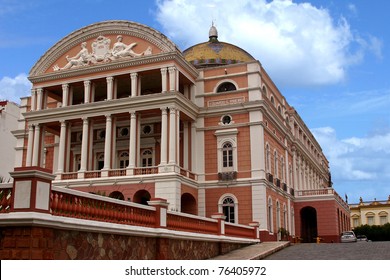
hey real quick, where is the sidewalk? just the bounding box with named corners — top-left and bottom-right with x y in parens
top-left (210, 241), bottom-right (290, 260)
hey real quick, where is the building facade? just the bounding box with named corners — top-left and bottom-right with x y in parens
top-left (13, 20), bottom-right (349, 242)
top-left (350, 196), bottom-right (390, 228)
top-left (0, 101), bottom-right (20, 181)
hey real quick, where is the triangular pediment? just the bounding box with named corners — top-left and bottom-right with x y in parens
top-left (30, 20), bottom-right (180, 76)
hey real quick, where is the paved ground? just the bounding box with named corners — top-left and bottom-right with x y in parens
top-left (210, 241), bottom-right (390, 260)
top-left (265, 241), bottom-right (390, 260)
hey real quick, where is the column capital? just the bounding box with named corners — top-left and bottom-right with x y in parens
top-left (130, 72), bottom-right (138, 78)
top-left (83, 80), bottom-right (91, 86)
top-left (36, 88), bottom-right (44, 94)
top-left (168, 66), bottom-right (176, 73)
top-left (160, 107), bottom-right (168, 113)
top-left (106, 76), bottom-right (114, 82)
top-left (59, 119), bottom-right (67, 125)
top-left (160, 67), bottom-right (167, 74)
top-left (30, 88), bottom-right (36, 94)
top-left (105, 114), bottom-right (112, 120)
top-left (168, 106), bottom-right (176, 112)
top-left (61, 84), bottom-right (69, 90)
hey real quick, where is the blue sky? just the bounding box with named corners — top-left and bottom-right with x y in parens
top-left (1, 0), bottom-right (389, 203)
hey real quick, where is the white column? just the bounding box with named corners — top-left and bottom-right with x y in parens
top-left (26, 124), bottom-right (34, 166)
top-left (62, 84), bottom-right (69, 107)
top-left (128, 112), bottom-right (137, 169)
top-left (176, 108), bottom-right (180, 165)
top-left (168, 67), bottom-right (176, 92)
top-left (32, 124), bottom-right (41, 166)
top-left (161, 68), bottom-right (167, 93)
top-left (183, 122), bottom-right (189, 169)
top-left (30, 89), bottom-right (36, 111)
top-left (130, 73), bottom-right (138, 97)
top-left (103, 115), bottom-right (112, 170)
top-left (36, 88), bottom-right (43, 111)
top-left (84, 80), bottom-right (91, 103)
top-left (56, 120), bottom-right (67, 174)
top-left (160, 108), bottom-right (168, 165)
top-left (106, 76), bottom-right (114, 100)
top-left (168, 107), bottom-right (176, 164)
top-left (79, 117), bottom-right (89, 173)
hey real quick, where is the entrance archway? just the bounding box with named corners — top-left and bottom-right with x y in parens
top-left (109, 191), bottom-right (124, 200)
top-left (181, 193), bottom-right (197, 215)
top-left (300, 206), bottom-right (318, 243)
top-left (133, 190), bottom-right (151, 205)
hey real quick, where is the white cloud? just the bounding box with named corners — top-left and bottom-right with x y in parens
top-left (311, 127), bottom-right (390, 182)
top-left (0, 74), bottom-right (31, 104)
top-left (156, 0), bottom-right (382, 87)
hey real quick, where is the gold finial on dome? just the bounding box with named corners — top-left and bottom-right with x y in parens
top-left (209, 22), bottom-right (218, 42)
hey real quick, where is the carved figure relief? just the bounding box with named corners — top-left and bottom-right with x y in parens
top-left (53, 35), bottom-right (153, 71)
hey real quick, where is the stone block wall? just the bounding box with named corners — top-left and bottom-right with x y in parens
top-left (0, 226), bottom-right (248, 260)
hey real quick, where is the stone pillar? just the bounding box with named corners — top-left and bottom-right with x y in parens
top-left (84, 80), bottom-right (91, 103)
top-left (168, 107), bottom-right (177, 164)
top-left (56, 120), bottom-right (67, 176)
top-left (168, 67), bottom-right (176, 92)
top-left (106, 76), bottom-right (114, 100)
top-left (128, 112), bottom-right (137, 171)
top-left (32, 124), bottom-right (41, 166)
top-left (36, 88), bottom-right (43, 111)
top-left (62, 84), bottom-right (69, 107)
top-left (30, 88), bottom-right (36, 111)
top-left (79, 117), bottom-right (89, 175)
top-left (26, 124), bottom-right (34, 167)
top-left (249, 221), bottom-right (260, 240)
top-left (161, 68), bottom-right (167, 93)
top-left (147, 198), bottom-right (169, 228)
top-left (10, 167), bottom-right (56, 214)
top-left (183, 122), bottom-right (189, 169)
top-left (160, 107), bottom-right (168, 165)
top-left (103, 115), bottom-right (112, 172)
top-left (130, 73), bottom-right (138, 97)
top-left (211, 213), bottom-right (226, 236)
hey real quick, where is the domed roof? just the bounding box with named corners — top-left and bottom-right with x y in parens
top-left (183, 24), bottom-right (255, 68)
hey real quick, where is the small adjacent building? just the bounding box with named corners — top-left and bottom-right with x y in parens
top-left (350, 196), bottom-right (390, 228)
top-left (13, 20), bottom-right (350, 242)
top-left (0, 101), bottom-right (20, 181)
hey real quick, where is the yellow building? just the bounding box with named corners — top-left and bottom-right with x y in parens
top-left (350, 196), bottom-right (390, 228)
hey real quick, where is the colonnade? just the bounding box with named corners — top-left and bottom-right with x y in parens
top-left (29, 66), bottom-right (179, 111)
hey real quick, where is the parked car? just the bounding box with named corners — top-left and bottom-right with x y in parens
top-left (356, 235), bottom-right (369, 241)
top-left (340, 231), bottom-right (357, 243)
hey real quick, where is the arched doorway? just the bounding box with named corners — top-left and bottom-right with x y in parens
top-left (109, 191), bottom-right (124, 200)
top-left (181, 193), bottom-right (197, 215)
top-left (133, 190), bottom-right (151, 205)
top-left (300, 206), bottom-right (318, 243)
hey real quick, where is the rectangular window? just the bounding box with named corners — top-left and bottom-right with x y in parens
top-left (380, 216), bottom-right (388, 225)
top-left (367, 216), bottom-right (374, 226)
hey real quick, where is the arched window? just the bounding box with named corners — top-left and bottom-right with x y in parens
top-left (141, 149), bottom-right (153, 167)
top-left (276, 200), bottom-right (281, 231)
top-left (222, 142), bottom-right (233, 168)
top-left (217, 82), bottom-right (236, 92)
top-left (97, 153), bottom-right (104, 170)
top-left (222, 197), bottom-right (235, 223)
top-left (265, 144), bottom-right (271, 173)
top-left (274, 150), bottom-right (278, 177)
top-left (119, 151), bottom-right (129, 169)
top-left (270, 96), bottom-right (275, 105)
top-left (268, 197), bottom-right (273, 233)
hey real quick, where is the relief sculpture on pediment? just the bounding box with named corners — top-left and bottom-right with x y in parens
top-left (53, 35), bottom-right (153, 71)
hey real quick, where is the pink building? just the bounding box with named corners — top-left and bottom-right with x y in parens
top-left (13, 20), bottom-right (349, 243)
